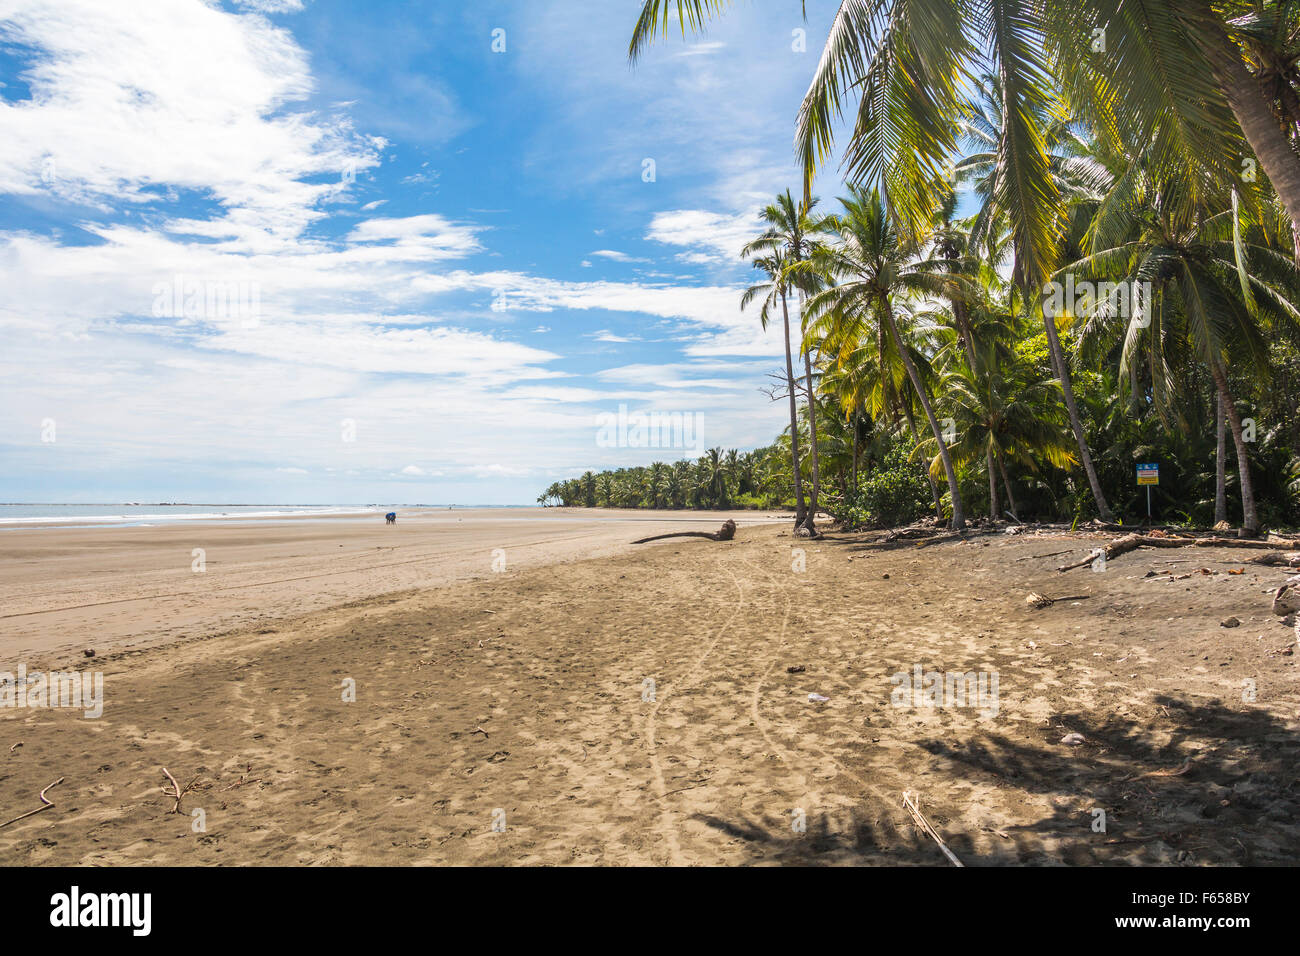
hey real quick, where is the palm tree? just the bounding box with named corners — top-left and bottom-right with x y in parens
top-left (628, 2), bottom-right (1300, 244)
top-left (699, 447), bottom-right (730, 507)
top-left (625, 1), bottom-right (1300, 523)
top-left (743, 190), bottom-right (829, 533)
top-left (742, 250), bottom-right (808, 526)
top-left (1064, 166), bottom-right (1300, 534)
top-left (804, 185), bottom-right (969, 528)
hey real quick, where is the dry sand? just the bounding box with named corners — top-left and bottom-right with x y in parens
top-left (2, 515), bottom-right (1299, 865)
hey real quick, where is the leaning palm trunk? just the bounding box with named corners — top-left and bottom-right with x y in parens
top-left (1215, 391), bottom-right (1228, 526)
top-left (801, 347), bottom-right (821, 533)
top-left (1041, 302), bottom-right (1114, 522)
top-left (1210, 363), bottom-right (1259, 536)
top-left (882, 303), bottom-right (965, 529)
top-left (1198, 14), bottom-right (1300, 236)
top-left (780, 291), bottom-right (807, 526)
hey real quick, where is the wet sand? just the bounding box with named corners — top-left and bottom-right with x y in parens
top-left (0, 508), bottom-right (776, 659)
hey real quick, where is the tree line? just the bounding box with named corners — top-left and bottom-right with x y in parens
top-left (541, 3), bottom-right (1300, 535)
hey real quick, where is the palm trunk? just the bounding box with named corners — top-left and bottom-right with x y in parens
top-left (1215, 391), bottom-right (1228, 525)
top-left (851, 414), bottom-right (859, 489)
top-left (801, 346), bottom-right (821, 533)
top-left (996, 450), bottom-right (1020, 520)
top-left (882, 301), bottom-right (965, 529)
top-left (1041, 298), bottom-right (1115, 521)
top-left (902, 406), bottom-right (943, 521)
top-left (1197, 11), bottom-right (1300, 234)
top-left (1210, 363), bottom-right (1259, 536)
top-left (780, 290), bottom-right (807, 526)
top-left (986, 447), bottom-right (1001, 522)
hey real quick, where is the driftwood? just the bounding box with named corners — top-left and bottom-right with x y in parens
top-left (1026, 591), bottom-right (1094, 609)
top-left (161, 767), bottom-right (200, 814)
top-left (633, 519), bottom-right (736, 545)
top-left (1058, 533), bottom-right (1286, 571)
top-left (0, 777), bottom-right (63, 830)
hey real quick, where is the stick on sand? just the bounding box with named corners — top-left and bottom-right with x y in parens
top-left (902, 791), bottom-right (964, 867)
top-left (0, 777), bottom-right (64, 830)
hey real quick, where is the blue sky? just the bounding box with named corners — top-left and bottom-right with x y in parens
top-left (0, 0), bottom-right (850, 505)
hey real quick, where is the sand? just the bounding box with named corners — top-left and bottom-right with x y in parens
top-left (0, 508), bottom-right (773, 659)
top-left (2, 515), bottom-right (1299, 865)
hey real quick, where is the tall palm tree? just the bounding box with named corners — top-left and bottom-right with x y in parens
top-left (743, 190), bottom-right (829, 533)
top-left (804, 185), bottom-right (969, 528)
top-left (742, 250), bottom-right (808, 525)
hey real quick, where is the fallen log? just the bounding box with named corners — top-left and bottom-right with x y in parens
top-left (633, 519), bottom-right (736, 545)
top-left (1057, 533), bottom-right (1192, 571)
top-left (1058, 532), bottom-right (1290, 571)
top-left (1192, 537), bottom-right (1287, 550)
top-left (1249, 551), bottom-right (1300, 567)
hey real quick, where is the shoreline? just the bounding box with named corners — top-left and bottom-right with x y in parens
top-left (0, 508), bottom-right (783, 661)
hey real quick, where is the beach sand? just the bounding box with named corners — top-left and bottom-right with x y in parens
top-left (0, 508), bottom-right (774, 660)
top-left (2, 516), bottom-right (1299, 865)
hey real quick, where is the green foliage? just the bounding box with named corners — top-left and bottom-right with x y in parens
top-left (839, 435), bottom-right (932, 530)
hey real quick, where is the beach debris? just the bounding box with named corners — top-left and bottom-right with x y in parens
top-left (786, 665), bottom-right (806, 674)
top-left (1250, 551), bottom-right (1300, 567)
top-left (1271, 574), bottom-right (1300, 616)
top-left (807, 693), bottom-right (830, 703)
top-left (1015, 549), bottom-right (1074, 562)
top-left (160, 767), bottom-right (201, 814)
top-left (82, 649), bottom-right (94, 658)
top-left (1125, 757), bottom-right (1193, 782)
top-left (1220, 617), bottom-right (1242, 628)
top-left (632, 519), bottom-right (736, 545)
top-left (902, 791), bottom-right (963, 867)
top-left (220, 764), bottom-right (262, 792)
top-left (1026, 591), bottom-right (1093, 609)
top-left (0, 777), bottom-right (63, 831)
top-left (473, 726), bottom-right (490, 738)
top-left (7, 742), bottom-right (20, 753)
top-left (1060, 732), bottom-right (1086, 746)
top-left (1058, 532), bottom-right (1284, 572)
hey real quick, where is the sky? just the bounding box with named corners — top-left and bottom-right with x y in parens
top-left (0, 0), bottom-right (850, 505)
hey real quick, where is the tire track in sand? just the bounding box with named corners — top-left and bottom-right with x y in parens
top-left (738, 550), bottom-right (909, 841)
top-left (643, 564), bottom-right (745, 865)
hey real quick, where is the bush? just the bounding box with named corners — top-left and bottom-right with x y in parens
top-left (840, 436), bottom-right (932, 529)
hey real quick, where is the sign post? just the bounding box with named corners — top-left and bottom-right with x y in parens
top-left (1136, 463), bottom-right (1159, 520)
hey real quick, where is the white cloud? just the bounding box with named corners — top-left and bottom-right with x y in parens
top-left (646, 209), bottom-right (761, 264)
top-left (0, 0), bottom-right (381, 245)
